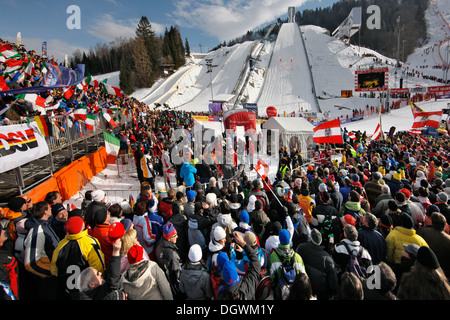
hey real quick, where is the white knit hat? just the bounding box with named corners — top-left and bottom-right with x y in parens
top-left (188, 244), bottom-right (202, 262)
top-left (91, 190), bottom-right (106, 202)
top-left (213, 226), bottom-right (226, 242)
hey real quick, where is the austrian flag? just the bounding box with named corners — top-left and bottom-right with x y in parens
top-left (313, 119), bottom-right (343, 144)
top-left (412, 110), bottom-right (443, 129)
top-left (254, 158), bottom-right (270, 180)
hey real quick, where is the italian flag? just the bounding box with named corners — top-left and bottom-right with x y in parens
top-left (102, 111), bottom-right (117, 127)
top-left (85, 114), bottom-right (96, 131)
top-left (24, 59), bottom-right (34, 76)
top-left (103, 131), bottom-right (120, 164)
top-left (73, 106), bottom-right (87, 120)
top-left (0, 49), bottom-right (21, 60)
top-left (17, 93), bottom-right (46, 108)
top-left (102, 83), bottom-right (123, 98)
top-left (0, 76), bottom-right (9, 91)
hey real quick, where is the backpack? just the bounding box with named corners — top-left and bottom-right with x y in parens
top-left (255, 275), bottom-right (272, 300)
top-left (320, 207), bottom-right (334, 239)
top-left (342, 241), bottom-right (367, 279)
top-left (274, 250), bottom-right (297, 300)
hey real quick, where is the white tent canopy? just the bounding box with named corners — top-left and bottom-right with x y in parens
top-left (262, 117), bottom-right (315, 160)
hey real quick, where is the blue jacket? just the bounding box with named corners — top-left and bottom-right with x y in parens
top-left (180, 162), bottom-right (197, 187)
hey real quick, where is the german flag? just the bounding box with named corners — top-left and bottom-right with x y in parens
top-left (34, 115), bottom-right (53, 137)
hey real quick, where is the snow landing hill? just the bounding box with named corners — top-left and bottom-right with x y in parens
top-left (94, 0), bottom-right (450, 135)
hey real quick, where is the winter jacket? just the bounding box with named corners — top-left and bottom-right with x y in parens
top-left (357, 226), bottom-right (387, 265)
top-left (180, 162), bottom-right (197, 187)
top-left (24, 216), bottom-right (60, 278)
top-left (296, 241), bottom-right (339, 300)
top-left (332, 239), bottom-right (372, 274)
top-left (0, 240), bottom-right (19, 299)
top-left (179, 261), bottom-right (213, 300)
top-left (269, 244), bottom-right (306, 299)
top-left (3, 209), bottom-right (26, 242)
top-left (217, 243), bottom-right (261, 300)
top-left (158, 197), bottom-right (174, 222)
top-left (188, 213), bottom-right (216, 253)
top-left (50, 229), bottom-right (105, 299)
top-left (50, 229), bottom-right (105, 277)
top-left (85, 201), bottom-right (108, 229)
top-left (154, 238), bottom-right (182, 287)
top-left (372, 194), bottom-right (394, 217)
top-left (339, 201), bottom-right (365, 221)
top-left (133, 214), bottom-right (157, 258)
top-left (417, 226), bottom-right (450, 279)
top-left (122, 259), bottom-right (174, 300)
top-left (385, 226), bottom-right (429, 264)
top-left (168, 209), bottom-right (189, 263)
top-left (89, 223), bottom-right (114, 268)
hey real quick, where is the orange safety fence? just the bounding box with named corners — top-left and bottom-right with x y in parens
top-left (25, 147), bottom-right (107, 203)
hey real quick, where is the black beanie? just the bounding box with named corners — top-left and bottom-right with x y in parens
top-left (417, 246), bottom-right (440, 270)
top-left (400, 213), bottom-right (414, 229)
top-left (8, 197), bottom-right (26, 212)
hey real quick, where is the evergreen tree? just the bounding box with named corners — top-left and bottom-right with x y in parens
top-left (136, 16), bottom-right (162, 78)
top-left (119, 47), bottom-right (134, 95)
top-left (132, 37), bottom-right (153, 88)
top-left (185, 37), bottom-right (190, 56)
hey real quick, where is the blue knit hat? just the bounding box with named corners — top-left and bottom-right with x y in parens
top-left (279, 229), bottom-right (290, 246)
top-left (240, 210), bottom-right (249, 224)
top-left (222, 260), bottom-right (241, 287)
top-left (216, 252), bottom-right (229, 271)
top-left (187, 190), bottom-right (196, 202)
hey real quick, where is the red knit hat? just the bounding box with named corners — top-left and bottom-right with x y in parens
top-left (343, 214), bottom-right (356, 226)
top-left (106, 222), bottom-right (125, 243)
top-left (65, 216), bottom-right (84, 234)
top-left (127, 244), bottom-right (144, 264)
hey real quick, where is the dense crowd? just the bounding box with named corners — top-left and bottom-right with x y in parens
top-left (1, 113), bottom-right (450, 301)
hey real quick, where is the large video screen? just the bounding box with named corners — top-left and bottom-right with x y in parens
top-left (355, 68), bottom-right (388, 92)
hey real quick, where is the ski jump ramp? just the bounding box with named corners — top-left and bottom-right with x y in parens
top-left (257, 23), bottom-right (320, 116)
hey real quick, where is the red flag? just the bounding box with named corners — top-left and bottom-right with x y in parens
top-left (371, 124), bottom-right (382, 141)
top-left (0, 76), bottom-right (10, 91)
top-left (63, 87), bottom-right (74, 100)
top-left (254, 158), bottom-right (269, 181)
top-left (412, 111), bottom-right (443, 129)
top-left (313, 119), bottom-right (343, 144)
top-left (419, 135), bottom-right (427, 145)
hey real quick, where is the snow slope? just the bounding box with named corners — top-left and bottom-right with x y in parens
top-left (256, 23), bottom-right (320, 115)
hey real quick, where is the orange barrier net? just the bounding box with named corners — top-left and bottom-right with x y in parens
top-left (25, 147), bottom-right (107, 202)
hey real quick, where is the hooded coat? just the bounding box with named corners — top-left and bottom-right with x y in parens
top-left (122, 259), bottom-right (174, 300)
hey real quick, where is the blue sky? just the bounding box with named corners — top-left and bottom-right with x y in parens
top-left (0, 0), bottom-right (339, 63)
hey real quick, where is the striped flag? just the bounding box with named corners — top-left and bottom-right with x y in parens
top-left (24, 59), bottom-right (35, 76)
top-left (102, 83), bottom-right (123, 98)
top-left (103, 131), bottom-right (120, 164)
top-left (347, 132), bottom-right (357, 141)
top-left (313, 119), bottom-right (343, 144)
top-left (85, 114), bottom-right (96, 131)
top-left (17, 93), bottom-right (46, 109)
top-left (73, 106), bottom-right (87, 120)
top-left (419, 135), bottom-right (427, 145)
top-left (412, 110), bottom-right (443, 129)
top-left (129, 194), bottom-right (135, 209)
top-left (371, 124), bottom-right (382, 141)
top-left (102, 111), bottom-right (117, 127)
top-left (408, 128), bottom-right (422, 135)
top-left (63, 87), bottom-right (74, 100)
top-left (34, 115), bottom-right (53, 137)
top-left (254, 158), bottom-right (270, 181)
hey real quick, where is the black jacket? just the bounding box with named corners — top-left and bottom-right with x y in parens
top-left (296, 241), bottom-right (339, 299)
top-left (217, 244), bottom-right (261, 300)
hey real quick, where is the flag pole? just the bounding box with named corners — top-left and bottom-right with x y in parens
top-left (254, 166), bottom-right (285, 209)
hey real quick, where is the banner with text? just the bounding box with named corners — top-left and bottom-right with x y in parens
top-left (0, 122), bottom-right (50, 173)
